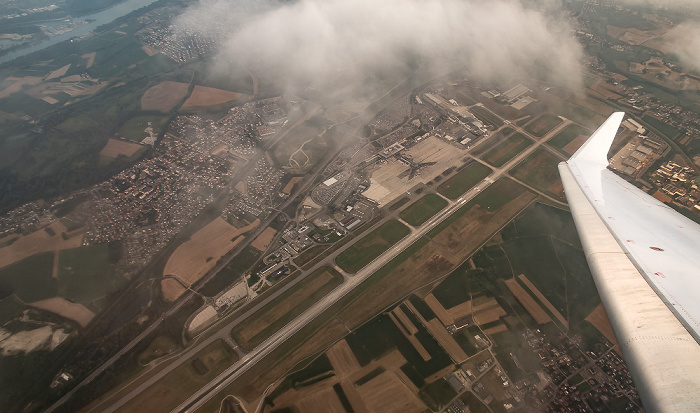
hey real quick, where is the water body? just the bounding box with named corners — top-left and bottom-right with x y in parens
top-left (0, 0), bottom-right (161, 66)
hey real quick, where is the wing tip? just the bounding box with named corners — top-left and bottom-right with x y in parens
top-left (570, 112), bottom-right (626, 165)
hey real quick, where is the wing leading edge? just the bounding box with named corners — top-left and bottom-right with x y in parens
top-left (559, 112), bottom-right (700, 412)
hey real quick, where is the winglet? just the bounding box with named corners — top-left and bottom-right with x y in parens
top-left (570, 112), bottom-right (625, 166)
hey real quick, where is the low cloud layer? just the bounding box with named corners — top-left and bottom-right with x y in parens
top-left (616, 0), bottom-right (700, 11)
top-left (176, 0), bottom-right (584, 96)
top-left (665, 23), bottom-right (700, 70)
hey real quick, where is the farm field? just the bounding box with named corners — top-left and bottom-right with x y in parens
top-left (115, 340), bottom-right (237, 413)
top-left (547, 124), bottom-right (591, 155)
top-left (230, 267), bottom-right (343, 350)
top-left (483, 133), bottom-right (532, 167)
top-left (161, 218), bottom-right (259, 301)
top-left (118, 115), bottom-right (167, 143)
top-left (250, 227), bottom-right (277, 252)
top-left (436, 162), bottom-right (492, 200)
top-left (504, 277), bottom-right (550, 324)
top-left (585, 303), bottom-right (619, 349)
top-left (524, 114), bottom-right (563, 137)
top-left (29, 298), bottom-right (95, 327)
top-left (199, 245), bottom-right (262, 297)
top-left (98, 138), bottom-right (145, 164)
top-left (470, 105), bottom-right (504, 128)
top-left (140, 81), bottom-right (189, 112)
top-left (0, 252), bottom-right (56, 304)
top-left (400, 194), bottom-right (448, 226)
top-left (509, 148), bottom-right (565, 201)
top-left (0, 220), bottom-right (84, 269)
top-left (335, 220), bottom-right (410, 273)
top-left (57, 244), bottom-right (126, 313)
top-left (181, 86), bottom-right (249, 109)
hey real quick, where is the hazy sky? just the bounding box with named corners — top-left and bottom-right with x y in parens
top-left (617, 0), bottom-right (700, 10)
top-left (175, 0), bottom-right (584, 97)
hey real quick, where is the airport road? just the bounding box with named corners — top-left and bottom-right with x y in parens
top-left (172, 116), bottom-right (576, 413)
top-left (172, 188), bottom-right (477, 413)
top-left (100, 105), bottom-right (572, 413)
top-left (91, 90), bottom-right (572, 413)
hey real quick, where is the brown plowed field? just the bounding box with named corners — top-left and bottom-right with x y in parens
top-left (162, 218), bottom-right (258, 301)
top-left (505, 277), bottom-right (550, 324)
top-left (250, 227), bottom-right (277, 252)
top-left (0, 221), bottom-right (83, 269)
top-left (585, 303), bottom-right (619, 350)
top-left (326, 339), bottom-right (360, 378)
top-left (29, 297), bottom-right (95, 327)
top-left (425, 293), bottom-right (454, 326)
top-left (296, 387), bottom-right (346, 413)
top-left (518, 274), bottom-right (568, 328)
top-left (356, 371), bottom-right (425, 413)
top-left (182, 86), bottom-right (248, 108)
top-left (99, 138), bottom-right (143, 159)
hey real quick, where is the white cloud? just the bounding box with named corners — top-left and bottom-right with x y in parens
top-left (665, 22), bottom-right (700, 70)
top-left (176, 0), bottom-right (584, 96)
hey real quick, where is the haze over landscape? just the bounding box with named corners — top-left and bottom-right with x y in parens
top-left (0, 0), bottom-right (700, 412)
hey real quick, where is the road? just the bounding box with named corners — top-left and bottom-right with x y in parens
top-left (92, 96), bottom-right (575, 413)
top-left (171, 115), bottom-right (573, 412)
top-left (62, 73), bottom-right (441, 413)
top-left (60, 76), bottom-right (573, 413)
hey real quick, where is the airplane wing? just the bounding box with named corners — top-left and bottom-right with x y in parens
top-left (558, 112), bottom-right (700, 412)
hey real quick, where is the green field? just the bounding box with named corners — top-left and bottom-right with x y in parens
top-left (524, 114), bottom-right (563, 137)
top-left (419, 379), bottom-right (457, 411)
top-left (501, 235), bottom-right (596, 325)
top-left (118, 339), bottom-right (237, 413)
top-left (345, 310), bottom-right (452, 387)
top-left (470, 106), bottom-right (504, 128)
top-left (429, 177), bottom-right (527, 238)
top-left (335, 220), bottom-right (410, 273)
top-left (501, 203), bottom-right (582, 248)
top-left (0, 252), bottom-right (57, 303)
top-left (200, 245), bottom-right (262, 296)
top-left (293, 244), bottom-right (330, 268)
top-left (432, 263), bottom-right (478, 309)
top-left (230, 267), bottom-right (343, 349)
top-left (509, 148), bottom-right (565, 201)
top-left (516, 115), bottom-right (532, 126)
top-left (0, 296), bottom-right (26, 324)
top-left (483, 133), bottom-right (532, 167)
top-left (270, 118), bottom-right (329, 173)
top-left (400, 194), bottom-right (448, 226)
top-left (57, 244), bottom-right (126, 313)
top-left (388, 196), bottom-right (410, 211)
top-left (548, 124), bottom-right (591, 154)
top-left (437, 162), bottom-right (492, 200)
top-left (118, 115), bottom-right (167, 142)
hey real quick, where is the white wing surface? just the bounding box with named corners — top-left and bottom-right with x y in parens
top-left (559, 112), bottom-right (700, 412)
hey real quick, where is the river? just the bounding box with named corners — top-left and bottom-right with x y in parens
top-left (0, 0), bottom-right (161, 66)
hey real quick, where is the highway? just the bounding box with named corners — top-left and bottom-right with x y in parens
top-left (173, 185), bottom-right (477, 413)
top-left (171, 112), bottom-right (574, 413)
top-left (66, 84), bottom-right (572, 413)
top-left (91, 104), bottom-right (572, 413)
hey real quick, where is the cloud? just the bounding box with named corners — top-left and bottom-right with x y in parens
top-left (614, 0), bottom-right (700, 11)
top-left (665, 22), bottom-right (700, 70)
top-left (175, 0), bottom-right (584, 96)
